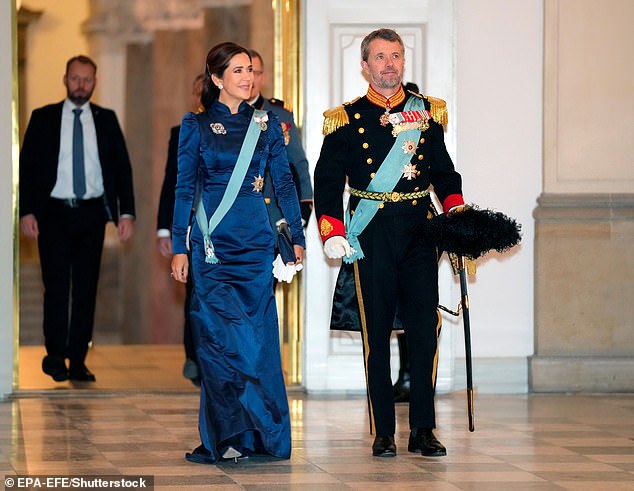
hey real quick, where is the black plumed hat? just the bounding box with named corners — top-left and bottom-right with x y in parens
top-left (422, 206), bottom-right (522, 259)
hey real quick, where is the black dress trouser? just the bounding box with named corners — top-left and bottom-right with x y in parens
top-left (37, 198), bottom-right (107, 364)
top-left (355, 213), bottom-right (441, 436)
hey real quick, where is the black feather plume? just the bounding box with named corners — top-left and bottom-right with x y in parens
top-left (421, 206), bottom-right (522, 259)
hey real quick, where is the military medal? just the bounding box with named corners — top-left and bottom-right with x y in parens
top-left (252, 175), bottom-right (264, 192)
top-left (281, 122), bottom-right (291, 145)
top-left (210, 123), bottom-right (226, 135)
top-left (379, 104), bottom-right (391, 126)
top-left (388, 110), bottom-right (431, 137)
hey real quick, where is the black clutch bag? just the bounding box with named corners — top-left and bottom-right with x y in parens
top-left (277, 222), bottom-right (295, 264)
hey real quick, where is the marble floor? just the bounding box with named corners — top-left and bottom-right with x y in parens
top-left (3, 346), bottom-right (634, 490)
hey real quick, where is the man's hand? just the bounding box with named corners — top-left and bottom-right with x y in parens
top-left (117, 217), bottom-right (134, 242)
top-left (158, 237), bottom-right (172, 257)
top-left (323, 236), bottom-right (352, 259)
top-left (20, 214), bottom-right (39, 239)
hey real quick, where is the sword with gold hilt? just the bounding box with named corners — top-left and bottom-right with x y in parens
top-left (430, 199), bottom-right (476, 432)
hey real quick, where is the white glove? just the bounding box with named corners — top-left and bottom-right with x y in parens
top-left (323, 236), bottom-right (352, 260)
top-left (272, 254), bottom-right (304, 283)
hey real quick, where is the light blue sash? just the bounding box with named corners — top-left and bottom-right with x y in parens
top-left (344, 96), bottom-right (424, 263)
top-left (195, 109), bottom-right (266, 263)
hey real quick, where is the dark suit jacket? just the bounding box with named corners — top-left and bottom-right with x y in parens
top-left (19, 100), bottom-right (136, 224)
top-left (156, 125), bottom-right (180, 231)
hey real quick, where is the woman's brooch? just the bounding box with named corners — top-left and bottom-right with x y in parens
top-left (252, 175), bottom-right (264, 193)
top-left (254, 113), bottom-right (269, 131)
top-left (388, 110), bottom-right (431, 137)
top-left (210, 123), bottom-right (226, 135)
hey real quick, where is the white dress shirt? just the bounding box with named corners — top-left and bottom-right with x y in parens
top-left (50, 99), bottom-right (105, 200)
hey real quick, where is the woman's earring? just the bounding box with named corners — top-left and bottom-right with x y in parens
top-left (218, 84), bottom-right (223, 90)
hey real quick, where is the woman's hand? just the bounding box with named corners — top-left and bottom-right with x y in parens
top-left (171, 253), bottom-right (189, 283)
top-left (292, 245), bottom-right (304, 265)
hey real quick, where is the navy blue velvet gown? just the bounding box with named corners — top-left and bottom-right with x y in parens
top-left (172, 99), bottom-right (305, 464)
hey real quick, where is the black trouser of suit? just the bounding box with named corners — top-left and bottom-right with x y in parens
top-left (37, 198), bottom-right (107, 364)
top-left (355, 214), bottom-right (441, 436)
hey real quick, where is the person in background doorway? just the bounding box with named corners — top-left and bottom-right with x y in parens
top-left (20, 55), bottom-right (136, 383)
top-left (156, 74), bottom-right (204, 386)
top-left (247, 49), bottom-right (313, 235)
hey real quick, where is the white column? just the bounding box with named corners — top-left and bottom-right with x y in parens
top-left (0, 0), bottom-right (17, 398)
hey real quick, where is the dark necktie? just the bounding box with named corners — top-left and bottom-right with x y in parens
top-left (72, 108), bottom-right (86, 198)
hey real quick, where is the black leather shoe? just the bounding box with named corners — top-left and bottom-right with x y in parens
top-left (42, 355), bottom-right (68, 382)
top-left (393, 371), bottom-right (410, 403)
top-left (372, 435), bottom-right (397, 457)
top-left (68, 363), bottom-right (96, 382)
top-left (408, 428), bottom-right (446, 456)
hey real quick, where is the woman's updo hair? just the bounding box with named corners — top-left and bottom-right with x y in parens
top-left (201, 41), bottom-right (251, 110)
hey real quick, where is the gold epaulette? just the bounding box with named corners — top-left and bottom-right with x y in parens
top-left (424, 95), bottom-right (448, 126)
top-left (322, 97), bottom-right (359, 136)
top-left (269, 98), bottom-right (285, 109)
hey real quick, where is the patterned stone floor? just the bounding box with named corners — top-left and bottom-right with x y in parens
top-left (2, 346), bottom-right (633, 490)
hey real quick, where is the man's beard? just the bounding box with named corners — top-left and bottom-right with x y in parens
top-left (371, 72), bottom-right (402, 90)
top-left (68, 89), bottom-right (93, 106)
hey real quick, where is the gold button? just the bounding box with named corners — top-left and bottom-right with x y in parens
top-left (358, 127), bottom-right (365, 134)
top-left (362, 142), bottom-right (369, 149)
top-left (420, 137), bottom-right (425, 143)
top-left (412, 200), bottom-right (418, 206)
top-left (370, 172), bottom-right (376, 178)
top-left (414, 187), bottom-right (420, 191)
top-left (417, 170), bottom-right (421, 176)
top-left (378, 203), bottom-right (384, 209)
top-left (354, 113), bottom-right (361, 119)
top-left (264, 198), bottom-right (271, 204)
top-left (418, 154), bottom-right (424, 160)
top-left (367, 158), bottom-right (373, 164)
top-left (351, 210), bottom-right (355, 215)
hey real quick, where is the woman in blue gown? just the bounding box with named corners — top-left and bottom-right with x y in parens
top-left (171, 42), bottom-right (305, 464)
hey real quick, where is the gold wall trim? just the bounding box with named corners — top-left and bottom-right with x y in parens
top-left (273, 0), bottom-right (304, 385)
top-left (273, 0), bottom-right (303, 129)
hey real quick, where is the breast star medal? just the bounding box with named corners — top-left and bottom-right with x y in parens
top-left (252, 175), bottom-right (264, 193)
top-left (401, 139), bottom-right (418, 155)
top-left (402, 163), bottom-right (417, 180)
top-left (210, 123), bottom-right (226, 135)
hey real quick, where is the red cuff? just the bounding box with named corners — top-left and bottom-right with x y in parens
top-left (318, 215), bottom-right (345, 243)
top-left (442, 194), bottom-right (464, 213)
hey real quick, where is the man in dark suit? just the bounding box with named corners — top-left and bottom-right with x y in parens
top-left (156, 74), bottom-right (204, 386)
top-left (20, 55), bottom-right (136, 383)
top-left (247, 50), bottom-right (313, 232)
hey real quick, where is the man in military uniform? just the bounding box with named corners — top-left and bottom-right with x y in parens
top-left (314, 28), bottom-right (465, 458)
top-left (248, 49), bottom-right (313, 233)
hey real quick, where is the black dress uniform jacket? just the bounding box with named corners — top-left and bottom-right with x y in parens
top-left (314, 90), bottom-right (461, 228)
